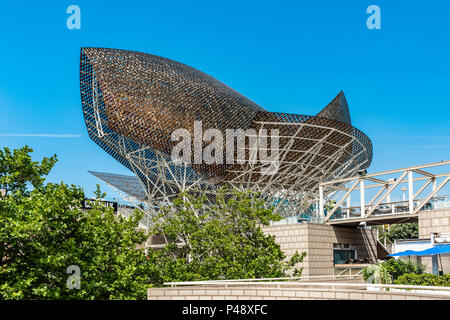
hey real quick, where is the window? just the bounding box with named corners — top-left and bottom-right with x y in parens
top-left (333, 243), bottom-right (356, 264)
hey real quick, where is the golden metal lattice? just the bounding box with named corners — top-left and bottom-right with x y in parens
top-left (81, 47), bottom-right (372, 217)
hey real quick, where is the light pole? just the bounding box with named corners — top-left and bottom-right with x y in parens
top-left (401, 186), bottom-right (407, 202)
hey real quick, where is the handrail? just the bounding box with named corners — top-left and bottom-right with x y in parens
top-left (320, 160), bottom-right (450, 186)
top-left (327, 196), bottom-right (450, 221)
top-left (163, 280), bottom-right (450, 292)
top-left (181, 274), bottom-right (361, 283)
top-left (331, 196), bottom-right (450, 212)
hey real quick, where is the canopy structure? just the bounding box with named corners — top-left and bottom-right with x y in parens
top-left (389, 244), bottom-right (450, 257)
top-left (388, 250), bottom-right (420, 257)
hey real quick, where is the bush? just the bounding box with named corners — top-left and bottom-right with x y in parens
top-left (383, 258), bottom-right (425, 280)
top-left (395, 273), bottom-right (450, 287)
top-left (363, 258), bottom-right (425, 284)
top-left (404, 259), bottom-right (426, 275)
top-left (362, 264), bottom-right (391, 284)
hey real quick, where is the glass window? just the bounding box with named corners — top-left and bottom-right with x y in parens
top-left (333, 243), bottom-right (356, 264)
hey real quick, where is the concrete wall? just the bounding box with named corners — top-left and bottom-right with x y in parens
top-left (148, 285), bottom-right (450, 300)
top-left (263, 223), bottom-right (377, 276)
top-left (419, 208), bottom-right (450, 274)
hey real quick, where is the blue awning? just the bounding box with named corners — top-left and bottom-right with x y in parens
top-left (389, 244), bottom-right (450, 257)
top-left (414, 244), bottom-right (450, 256)
top-left (389, 250), bottom-right (420, 257)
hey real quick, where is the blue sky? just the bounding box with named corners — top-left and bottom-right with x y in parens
top-left (0, 0), bottom-right (449, 200)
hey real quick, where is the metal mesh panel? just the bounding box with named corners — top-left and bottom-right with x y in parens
top-left (316, 91), bottom-right (352, 125)
top-left (89, 171), bottom-right (147, 201)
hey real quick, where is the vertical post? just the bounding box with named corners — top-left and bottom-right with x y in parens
top-left (319, 185), bottom-right (324, 221)
top-left (386, 191), bottom-right (392, 214)
top-left (432, 255), bottom-right (439, 275)
top-left (360, 179), bottom-right (365, 217)
top-left (431, 178), bottom-right (437, 210)
top-left (346, 195), bottom-right (351, 218)
top-left (144, 228), bottom-right (149, 256)
top-left (408, 171), bottom-right (414, 214)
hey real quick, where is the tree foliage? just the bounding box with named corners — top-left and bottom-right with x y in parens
top-left (0, 146), bottom-right (153, 299)
top-left (1, 146), bottom-right (307, 299)
top-left (0, 145), bottom-right (57, 198)
top-left (149, 190), bottom-right (306, 285)
top-left (386, 223), bottom-right (419, 242)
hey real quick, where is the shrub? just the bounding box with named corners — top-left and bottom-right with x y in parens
top-left (383, 258), bottom-right (425, 280)
top-left (395, 273), bottom-right (450, 287)
top-left (404, 259), bottom-right (426, 275)
top-left (362, 264), bottom-right (391, 284)
top-left (363, 258), bottom-right (425, 284)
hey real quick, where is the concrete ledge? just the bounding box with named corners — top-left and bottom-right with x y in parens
top-left (148, 285), bottom-right (450, 300)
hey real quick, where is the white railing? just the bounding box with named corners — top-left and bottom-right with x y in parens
top-left (163, 278), bottom-right (450, 295)
top-left (329, 196), bottom-right (450, 221)
top-left (169, 274), bottom-right (362, 284)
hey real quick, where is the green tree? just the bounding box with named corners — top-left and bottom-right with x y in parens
top-left (149, 190), bottom-right (306, 285)
top-left (1, 146), bottom-right (307, 298)
top-left (386, 223), bottom-right (419, 242)
top-left (0, 145), bottom-right (57, 198)
top-left (0, 146), bottom-right (153, 299)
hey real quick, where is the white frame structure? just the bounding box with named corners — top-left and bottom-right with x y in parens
top-left (319, 161), bottom-right (450, 224)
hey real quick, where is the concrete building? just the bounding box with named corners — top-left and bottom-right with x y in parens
top-left (263, 223), bottom-right (377, 277)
